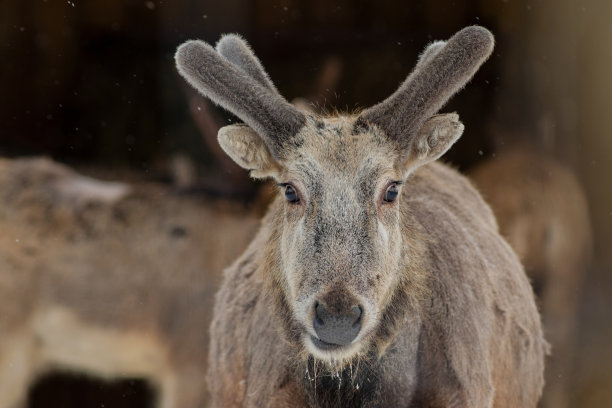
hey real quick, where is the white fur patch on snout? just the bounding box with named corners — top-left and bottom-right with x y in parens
top-left (377, 220), bottom-right (389, 245)
top-left (304, 333), bottom-right (364, 363)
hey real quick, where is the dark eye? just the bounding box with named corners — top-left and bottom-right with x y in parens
top-left (284, 184), bottom-right (300, 204)
top-left (383, 183), bottom-right (399, 203)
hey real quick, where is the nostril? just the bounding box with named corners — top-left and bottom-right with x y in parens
top-left (351, 305), bottom-right (363, 329)
top-left (314, 303), bottom-right (326, 329)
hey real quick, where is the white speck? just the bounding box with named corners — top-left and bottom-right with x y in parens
top-left (478, 150), bottom-right (483, 156)
top-left (355, 383), bottom-right (360, 390)
top-left (145, 1), bottom-right (155, 10)
top-left (67, 1), bottom-right (75, 7)
top-left (283, 6), bottom-right (288, 11)
top-left (397, 41), bottom-right (402, 45)
top-left (196, 106), bottom-right (201, 111)
top-left (15, 239), bottom-right (20, 243)
top-left (202, 14), bottom-right (208, 19)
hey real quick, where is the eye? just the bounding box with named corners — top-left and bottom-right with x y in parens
top-left (284, 184), bottom-right (300, 204)
top-left (382, 183), bottom-right (399, 203)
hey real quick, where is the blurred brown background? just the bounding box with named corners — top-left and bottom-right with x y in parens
top-left (1, 0), bottom-right (611, 407)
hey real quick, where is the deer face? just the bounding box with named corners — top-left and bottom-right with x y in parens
top-left (277, 118), bottom-right (404, 360)
top-left (215, 113), bottom-right (463, 360)
top-left (175, 27), bottom-right (493, 361)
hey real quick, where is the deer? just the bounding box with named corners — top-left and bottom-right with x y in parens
top-left (470, 143), bottom-right (592, 408)
top-left (0, 157), bottom-right (260, 408)
top-left (175, 26), bottom-right (546, 407)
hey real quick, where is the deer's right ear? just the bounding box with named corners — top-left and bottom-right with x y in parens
top-left (218, 124), bottom-right (281, 179)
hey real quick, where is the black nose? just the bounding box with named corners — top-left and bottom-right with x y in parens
top-left (313, 302), bottom-right (362, 346)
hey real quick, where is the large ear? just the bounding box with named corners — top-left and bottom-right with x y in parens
top-left (400, 113), bottom-right (464, 176)
top-left (217, 124), bottom-right (281, 179)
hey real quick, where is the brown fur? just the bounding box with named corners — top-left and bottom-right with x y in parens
top-left (208, 159), bottom-right (545, 408)
top-left (470, 144), bottom-right (592, 408)
top-left (176, 27), bottom-right (546, 407)
top-left (0, 157), bottom-right (259, 408)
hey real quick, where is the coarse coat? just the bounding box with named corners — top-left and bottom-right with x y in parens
top-left (175, 26), bottom-right (546, 407)
top-left (208, 125), bottom-right (545, 408)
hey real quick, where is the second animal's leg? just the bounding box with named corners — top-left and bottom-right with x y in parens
top-left (0, 331), bottom-right (36, 408)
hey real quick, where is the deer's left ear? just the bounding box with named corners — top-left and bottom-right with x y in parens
top-left (400, 113), bottom-right (464, 176)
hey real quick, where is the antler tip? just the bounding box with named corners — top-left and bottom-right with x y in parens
top-left (456, 25), bottom-right (495, 60)
top-left (175, 40), bottom-right (212, 73)
top-left (216, 33), bottom-right (247, 52)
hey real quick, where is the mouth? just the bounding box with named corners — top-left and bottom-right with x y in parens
top-left (306, 333), bottom-right (366, 363)
top-left (309, 335), bottom-right (347, 351)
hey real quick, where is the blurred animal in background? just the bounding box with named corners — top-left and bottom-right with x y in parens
top-left (0, 157), bottom-right (260, 408)
top-left (470, 142), bottom-right (592, 408)
top-left (176, 27), bottom-right (546, 407)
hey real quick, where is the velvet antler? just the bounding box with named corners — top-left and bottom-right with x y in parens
top-left (175, 40), bottom-right (305, 158)
top-left (215, 34), bottom-right (280, 94)
top-left (358, 26), bottom-right (494, 149)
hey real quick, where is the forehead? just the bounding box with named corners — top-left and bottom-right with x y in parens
top-left (283, 116), bottom-right (398, 182)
